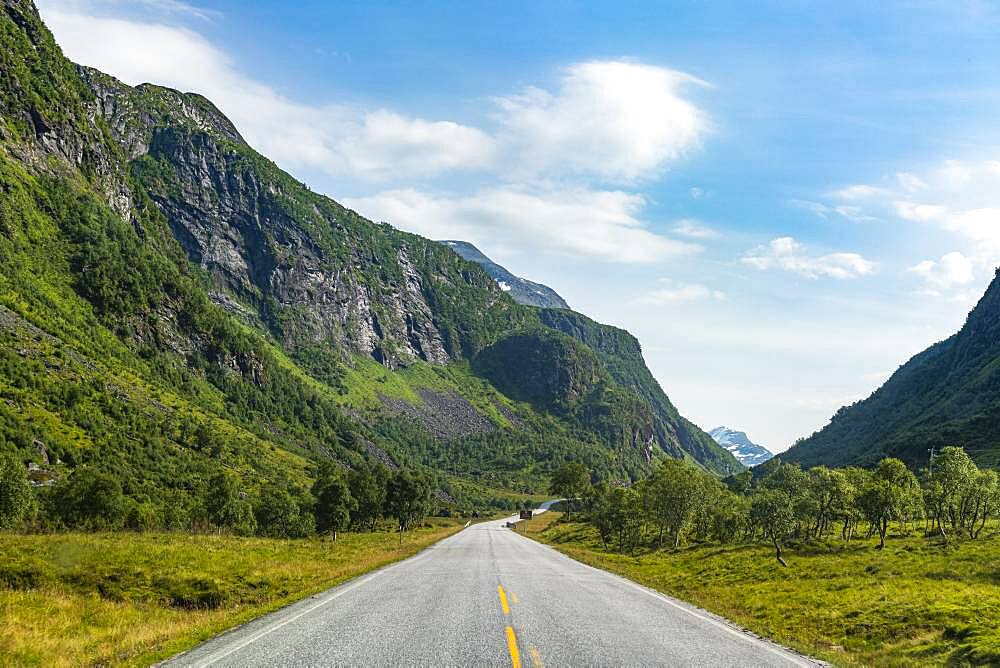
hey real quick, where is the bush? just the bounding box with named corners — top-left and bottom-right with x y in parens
top-left (50, 467), bottom-right (127, 530)
top-left (0, 452), bottom-right (31, 529)
top-left (254, 485), bottom-right (312, 538)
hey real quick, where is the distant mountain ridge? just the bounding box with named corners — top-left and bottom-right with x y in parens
top-left (439, 241), bottom-right (570, 309)
top-left (709, 427), bottom-right (774, 467)
top-left (783, 269), bottom-right (1000, 470)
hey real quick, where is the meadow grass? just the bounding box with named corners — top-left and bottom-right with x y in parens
top-left (523, 512), bottom-right (1000, 666)
top-left (0, 520), bottom-right (463, 666)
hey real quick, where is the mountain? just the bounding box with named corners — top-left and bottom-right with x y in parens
top-left (536, 309), bottom-right (740, 473)
top-left (0, 0), bottom-right (739, 519)
top-left (783, 271), bottom-right (1000, 470)
top-left (439, 240), bottom-right (570, 309)
top-left (708, 427), bottom-right (774, 467)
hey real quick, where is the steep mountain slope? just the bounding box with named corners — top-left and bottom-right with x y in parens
top-left (0, 0), bottom-right (738, 516)
top-left (784, 271), bottom-right (1000, 469)
top-left (537, 310), bottom-right (742, 474)
top-left (709, 427), bottom-right (773, 467)
top-left (439, 240), bottom-right (570, 309)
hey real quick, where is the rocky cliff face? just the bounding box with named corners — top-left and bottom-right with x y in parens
top-left (78, 69), bottom-right (525, 369)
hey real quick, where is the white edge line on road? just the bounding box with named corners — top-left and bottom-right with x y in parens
top-left (179, 527), bottom-right (466, 668)
top-left (510, 527), bottom-right (819, 668)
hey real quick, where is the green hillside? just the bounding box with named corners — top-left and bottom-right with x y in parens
top-left (784, 270), bottom-right (1000, 470)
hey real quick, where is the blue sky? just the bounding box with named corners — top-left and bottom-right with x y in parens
top-left (38, 0), bottom-right (1000, 452)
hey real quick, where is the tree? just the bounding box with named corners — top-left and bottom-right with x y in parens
top-left (857, 480), bottom-right (899, 549)
top-left (751, 489), bottom-right (795, 566)
top-left (591, 484), bottom-right (641, 553)
top-left (52, 467), bottom-right (127, 530)
top-left (348, 463), bottom-right (387, 531)
top-left (760, 463), bottom-right (811, 539)
top-left (313, 466), bottom-right (355, 539)
top-left (0, 453), bottom-right (31, 529)
top-left (254, 485), bottom-right (311, 538)
top-left (386, 469), bottom-right (431, 535)
top-left (967, 469), bottom-right (998, 539)
top-left (924, 446), bottom-right (977, 538)
top-left (806, 467), bottom-right (852, 539)
top-left (707, 489), bottom-right (750, 544)
top-left (854, 458), bottom-right (921, 549)
top-left (549, 462), bottom-right (591, 518)
top-left (204, 472), bottom-right (256, 536)
top-left (641, 459), bottom-right (705, 549)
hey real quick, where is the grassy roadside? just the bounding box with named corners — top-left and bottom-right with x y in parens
top-left (0, 519), bottom-right (464, 666)
top-left (522, 512), bottom-right (1000, 666)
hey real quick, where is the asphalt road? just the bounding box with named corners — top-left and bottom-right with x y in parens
top-left (166, 507), bottom-right (819, 667)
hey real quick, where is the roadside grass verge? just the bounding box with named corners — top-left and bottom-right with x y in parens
top-left (522, 512), bottom-right (1000, 666)
top-left (0, 519), bottom-right (463, 666)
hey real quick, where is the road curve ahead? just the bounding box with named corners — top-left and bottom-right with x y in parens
top-left (166, 512), bottom-right (818, 667)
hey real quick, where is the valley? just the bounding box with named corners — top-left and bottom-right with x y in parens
top-left (3, 0), bottom-right (1000, 666)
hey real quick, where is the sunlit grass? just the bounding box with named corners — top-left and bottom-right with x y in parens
top-left (524, 513), bottom-right (1000, 666)
top-left (0, 521), bottom-right (463, 666)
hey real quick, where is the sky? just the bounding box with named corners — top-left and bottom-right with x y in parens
top-left (36, 0), bottom-right (1000, 452)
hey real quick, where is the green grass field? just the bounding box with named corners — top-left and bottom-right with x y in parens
top-left (523, 512), bottom-right (1000, 666)
top-left (0, 520), bottom-right (463, 666)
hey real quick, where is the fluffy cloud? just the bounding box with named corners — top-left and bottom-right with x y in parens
top-left (672, 219), bottom-right (720, 239)
top-left (343, 187), bottom-right (700, 263)
top-left (908, 251), bottom-right (975, 295)
top-left (635, 280), bottom-right (725, 305)
top-left (829, 161), bottom-right (1000, 253)
top-left (494, 61), bottom-right (708, 182)
top-left (41, 4), bottom-right (708, 188)
top-left (39, 4), bottom-right (495, 181)
top-left (742, 237), bottom-right (876, 279)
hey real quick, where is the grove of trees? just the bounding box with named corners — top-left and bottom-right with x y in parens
top-left (552, 446), bottom-right (1000, 563)
top-left (0, 453), bottom-right (433, 540)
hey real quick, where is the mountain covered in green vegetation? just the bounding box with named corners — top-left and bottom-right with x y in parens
top-left (784, 270), bottom-right (1000, 470)
top-left (0, 0), bottom-right (739, 526)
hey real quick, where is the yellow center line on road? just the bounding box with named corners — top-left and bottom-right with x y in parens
top-left (498, 585), bottom-right (510, 615)
top-left (505, 625), bottom-right (522, 668)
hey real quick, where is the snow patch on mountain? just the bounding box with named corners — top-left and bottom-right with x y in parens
top-left (709, 426), bottom-right (774, 467)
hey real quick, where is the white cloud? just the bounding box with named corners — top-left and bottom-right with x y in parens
top-left (42, 4), bottom-right (709, 187)
top-left (896, 172), bottom-right (927, 192)
top-left (132, 0), bottom-right (220, 20)
top-left (493, 60), bottom-right (709, 182)
top-left (830, 184), bottom-right (889, 200)
top-left (344, 186), bottom-right (700, 263)
top-left (742, 237), bottom-right (876, 279)
top-left (689, 187), bottom-right (706, 199)
top-left (818, 164), bottom-right (1000, 277)
top-left (791, 199), bottom-right (877, 222)
top-left (636, 281), bottom-right (726, 305)
top-left (339, 110), bottom-right (496, 178)
top-left (39, 4), bottom-right (496, 180)
top-left (908, 251), bottom-right (975, 295)
top-left (672, 219), bottom-right (720, 239)
top-left (893, 201), bottom-right (948, 222)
